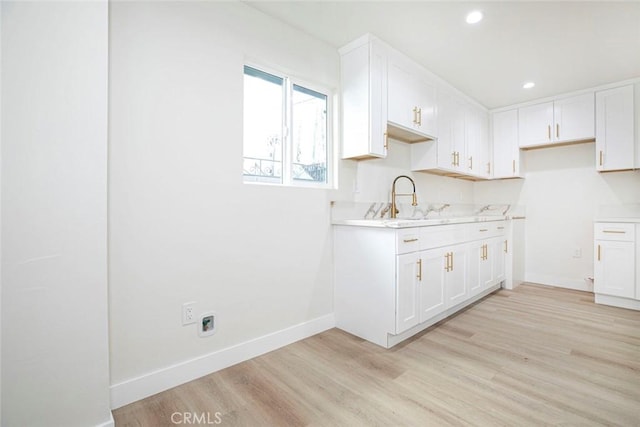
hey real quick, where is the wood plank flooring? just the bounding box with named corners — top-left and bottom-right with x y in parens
top-left (113, 284), bottom-right (640, 426)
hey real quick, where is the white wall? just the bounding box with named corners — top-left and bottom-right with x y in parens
top-left (108, 1), bottom-right (347, 403)
top-left (475, 143), bottom-right (640, 290)
top-left (1, 2), bottom-right (111, 426)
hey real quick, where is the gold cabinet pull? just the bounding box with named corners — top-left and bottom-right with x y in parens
top-left (417, 107), bottom-right (422, 126)
top-left (403, 238), bottom-right (419, 243)
top-left (487, 162), bottom-right (491, 174)
top-left (597, 244), bottom-right (601, 261)
top-left (451, 151), bottom-right (456, 166)
top-left (412, 107), bottom-right (419, 125)
top-left (603, 230), bottom-right (626, 234)
top-left (512, 159), bottom-right (516, 174)
top-left (504, 240), bottom-right (508, 253)
top-left (417, 258), bottom-right (422, 280)
top-left (384, 132), bottom-right (388, 150)
top-left (556, 123), bottom-right (560, 138)
top-left (599, 150), bottom-right (603, 166)
top-left (456, 152), bottom-right (460, 166)
top-left (547, 124), bottom-right (551, 140)
top-left (479, 228), bottom-right (488, 232)
top-left (469, 156), bottom-right (473, 170)
top-left (444, 253), bottom-right (449, 271)
top-left (497, 226), bottom-right (505, 230)
top-left (450, 252), bottom-right (454, 271)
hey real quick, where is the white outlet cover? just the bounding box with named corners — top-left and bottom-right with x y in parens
top-left (182, 302), bottom-right (196, 326)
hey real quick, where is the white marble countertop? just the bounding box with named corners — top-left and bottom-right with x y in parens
top-left (332, 216), bottom-right (516, 229)
top-left (595, 217), bottom-right (640, 223)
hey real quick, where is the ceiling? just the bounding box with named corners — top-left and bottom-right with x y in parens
top-left (244, 1), bottom-right (640, 109)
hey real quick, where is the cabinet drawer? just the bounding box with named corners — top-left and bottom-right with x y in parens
top-left (420, 224), bottom-right (468, 249)
top-left (396, 229), bottom-right (421, 254)
top-left (469, 221), bottom-right (506, 240)
top-left (595, 223), bottom-right (635, 241)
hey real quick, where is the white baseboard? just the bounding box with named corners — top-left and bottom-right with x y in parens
top-left (110, 313), bottom-right (335, 409)
top-left (95, 412), bottom-right (114, 427)
top-left (524, 273), bottom-right (592, 292)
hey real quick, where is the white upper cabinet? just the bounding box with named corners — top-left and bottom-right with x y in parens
top-left (387, 53), bottom-right (437, 142)
top-left (492, 109), bottom-right (524, 178)
top-left (411, 88), bottom-right (490, 180)
top-left (466, 105), bottom-right (490, 178)
top-left (595, 85), bottom-right (636, 172)
top-left (518, 92), bottom-right (595, 148)
top-left (340, 35), bottom-right (388, 159)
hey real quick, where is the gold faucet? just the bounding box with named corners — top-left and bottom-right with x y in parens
top-left (391, 175), bottom-right (418, 218)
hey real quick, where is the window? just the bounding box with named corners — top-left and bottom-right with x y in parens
top-left (243, 65), bottom-right (331, 187)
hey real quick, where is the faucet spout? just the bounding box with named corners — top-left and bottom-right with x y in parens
top-left (391, 175), bottom-right (418, 219)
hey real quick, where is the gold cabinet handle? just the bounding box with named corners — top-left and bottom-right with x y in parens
top-left (479, 228), bottom-right (488, 232)
top-left (456, 152), bottom-right (460, 166)
top-left (512, 159), bottom-right (516, 174)
top-left (497, 226), bottom-right (505, 230)
top-left (547, 124), bottom-right (551, 140)
top-left (444, 253), bottom-right (449, 271)
top-left (602, 230), bottom-right (626, 234)
top-left (451, 152), bottom-right (456, 166)
top-left (487, 162), bottom-right (491, 174)
top-left (504, 240), bottom-right (508, 254)
top-left (597, 244), bottom-right (601, 261)
top-left (417, 107), bottom-right (422, 126)
top-left (403, 238), bottom-right (419, 243)
top-left (450, 252), bottom-right (454, 271)
top-left (384, 132), bottom-right (388, 150)
top-left (412, 107), bottom-right (419, 125)
top-left (599, 150), bottom-right (603, 166)
top-left (468, 156), bottom-right (473, 170)
top-left (417, 258), bottom-right (422, 281)
top-left (556, 123), bottom-right (560, 138)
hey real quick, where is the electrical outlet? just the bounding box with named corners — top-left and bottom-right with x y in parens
top-left (182, 302), bottom-right (196, 325)
top-left (573, 247), bottom-right (582, 258)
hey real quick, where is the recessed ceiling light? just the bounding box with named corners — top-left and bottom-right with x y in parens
top-left (466, 11), bottom-right (483, 24)
top-left (523, 82), bottom-right (536, 89)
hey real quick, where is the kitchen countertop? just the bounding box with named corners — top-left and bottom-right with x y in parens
top-left (332, 215), bottom-right (520, 229)
top-left (595, 217), bottom-right (640, 223)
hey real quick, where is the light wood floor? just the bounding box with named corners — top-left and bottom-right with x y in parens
top-left (113, 284), bottom-right (640, 426)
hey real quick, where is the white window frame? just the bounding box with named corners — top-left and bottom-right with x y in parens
top-left (243, 63), bottom-right (334, 189)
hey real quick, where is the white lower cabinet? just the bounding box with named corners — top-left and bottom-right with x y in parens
top-left (334, 220), bottom-right (508, 348)
top-left (594, 222), bottom-right (636, 300)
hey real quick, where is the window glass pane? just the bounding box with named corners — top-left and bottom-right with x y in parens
top-left (243, 66), bottom-right (284, 184)
top-left (291, 84), bottom-right (328, 184)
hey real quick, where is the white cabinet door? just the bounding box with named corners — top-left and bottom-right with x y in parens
top-left (419, 248), bottom-right (447, 322)
top-left (469, 241), bottom-right (491, 297)
top-left (491, 237), bottom-right (506, 286)
top-left (492, 109), bottom-right (522, 178)
top-left (594, 240), bottom-right (635, 299)
top-left (518, 101), bottom-right (554, 148)
top-left (396, 253), bottom-right (421, 333)
top-left (388, 58), bottom-right (437, 140)
top-left (435, 90), bottom-right (467, 172)
top-left (388, 60), bottom-right (414, 131)
top-left (445, 245), bottom-right (468, 307)
top-left (596, 85), bottom-right (635, 171)
top-left (554, 93), bottom-right (595, 142)
top-left (340, 37), bottom-right (388, 159)
top-left (466, 106), bottom-right (490, 178)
